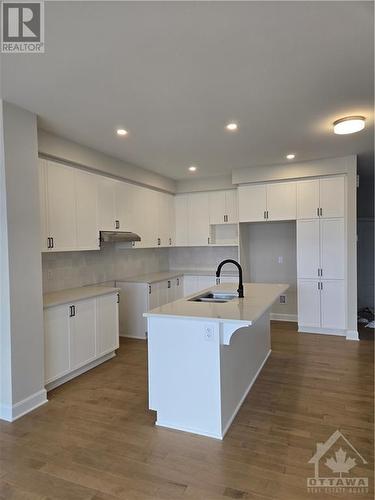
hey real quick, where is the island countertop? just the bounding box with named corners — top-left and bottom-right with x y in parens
top-left (144, 282), bottom-right (289, 325)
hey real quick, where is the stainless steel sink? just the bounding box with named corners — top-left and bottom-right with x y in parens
top-left (188, 291), bottom-right (238, 303)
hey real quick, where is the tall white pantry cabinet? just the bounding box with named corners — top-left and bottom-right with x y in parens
top-left (296, 176), bottom-right (347, 334)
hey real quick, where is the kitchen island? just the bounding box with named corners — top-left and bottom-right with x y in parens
top-left (144, 282), bottom-right (289, 439)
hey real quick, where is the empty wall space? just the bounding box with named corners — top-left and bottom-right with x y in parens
top-left (240, 221), bottom-right (297, 319)
top-left (168, 246), bottom-right (239, 273)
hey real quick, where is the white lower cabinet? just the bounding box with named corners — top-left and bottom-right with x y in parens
top-left (44, 304), bottom-right (71, 383)
top-left (70, 298), bottom-right (96, 370)
top-left (44, 293), bottom-right (119, 387)
top-left (96, 293), bottom-right (120, 357)
top-left (297, 279), bottom-right (345, 332)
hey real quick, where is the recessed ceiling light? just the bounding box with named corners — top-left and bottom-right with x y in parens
top-left (116, 128), bottom-right (128, 136)
top-left (226, 122), bottom-right (238, 131)
top-left (333, 116), bottom-right (365, 135)
top-left (286, 154), bottom-right (296, 160)
top-left (188, 165), bottom-right (197, 172)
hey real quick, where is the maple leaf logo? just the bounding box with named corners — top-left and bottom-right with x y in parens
top-left (325, 448), bottom-right (357, 477)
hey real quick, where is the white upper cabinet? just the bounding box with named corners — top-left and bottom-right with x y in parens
top-left (238, 184), bottom-right (267, 222)
top-left (320, 218), bottom-right (345, 279)
top-left (225, 190), bottom-right (238, 223)
top-left (239, 182), bottom-right (296, 222)
top-left (97, 176), bottom-right (117, 231)
top-left (209, 190), bottom-right (238, 224)
top-left (209, 191), bottom-right (226, 225)
top-left (297, 179), bottom-right (320, 219)
top-left (297, 176), bottom-right (345, 219)
top-left (75, 169), bottom-right (99, 250)
top-left (320, 176), bottom-right (345, 218)
top-left (188, 192), bottom-right (210, 246)
top-left (266, 182), bottom-right (296, 221)
top-left (45, 161), bottom-right (77, 251)
top-left (297, 220), bottom-right (320, 279)
top-left (175, 195), bottom-right (189, 246)
top-left (157, 192), bottom-right (175, 247)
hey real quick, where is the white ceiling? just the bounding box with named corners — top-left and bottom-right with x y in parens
top-left (1, 1), bottom-right (373, 180)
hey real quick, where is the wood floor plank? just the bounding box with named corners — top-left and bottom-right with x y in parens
top-left (0, 322), bottom-right (373, 499)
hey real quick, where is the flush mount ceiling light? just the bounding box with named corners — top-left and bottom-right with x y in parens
top-left (188, 165), bottom-right (197, 172)
top-left (116, 128), bottom-right (128, 136)
top-left (226, 122), bottom-right (238, 131)
top-left (333, 116), bottom-right (365, 135)
top-left (286, 154), bottom-right (296, 160)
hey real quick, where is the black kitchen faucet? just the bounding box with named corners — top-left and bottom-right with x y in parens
top-left (216, 259), bottom-right (244, 298)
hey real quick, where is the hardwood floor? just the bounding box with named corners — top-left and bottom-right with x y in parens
top-left (0, 322), bottom-right (373, 499)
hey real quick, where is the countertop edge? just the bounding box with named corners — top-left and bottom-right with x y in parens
top-left (43, 286), bottom-right (120, 309)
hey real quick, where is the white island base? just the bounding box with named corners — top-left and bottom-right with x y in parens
top-left (147, 309), bottom-right (271, 440)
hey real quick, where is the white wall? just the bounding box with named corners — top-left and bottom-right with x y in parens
top-left (0, 101), bottom-right (46, 421)
top-left (38, 129), bottom-right (176, 194)
top-left (176, 174), bottom-right (233, 193)
top-left (168, 246), bottom-right (239, 273)
top-left (239, 222), bottom-right (297, 318)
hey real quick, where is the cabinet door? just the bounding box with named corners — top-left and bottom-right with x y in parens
top-left (38, 159), bottom-right (49, 252)
top-left (115, 181), bottom-right (131, 231)
top-left (188, 193), bottom-right (209, 246)
top-left (70, 298), bottom-right (96, 370)
top-left (97, 176), bottom-right (116, 231)
top-left (143, 189), bottom-right (159, 247)
top-left (96, 293), bottom-right (119, 357)
top-left (320, 177), bottom-right (345, 218)
top-left (238, 185), bottom-right (267, 222)
top-left (158, 192), bottom-right (173, 247)
top-left (166, 279), bottom-right (176, 303)
top-left (297, 179), bottom-right (320, 219)
top-left (46, 161), bottom-right (77, 251)
top-left (321, 280), bottom-right (346, 329)
top-left (297, 280), bottom-right (321, 328)
top-left (297, 220), bottom-right (320, 279)
top-left (44, 305), bottom-right (71, 383)
top-left (267, 182), bottom-right (296, 221)
top-left (175, 276), bottom-right (184, 299)
top-left (320, 218), bottom-right (345, 279)
top-left (148, 283), bottom-right (160, 310)
top-left (75, 170), bottom-right (99, 250)
top-left (175, 195), bottom-right (189, 246)
top-left (167, 194), bottom-right (175, 246)
top-left (209, 191), bottom-right (226, 225)
top-left (225, 190), bottom-right (238, 223)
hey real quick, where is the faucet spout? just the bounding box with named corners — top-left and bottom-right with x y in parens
top-left (216, 259), bottom-right (244, 298)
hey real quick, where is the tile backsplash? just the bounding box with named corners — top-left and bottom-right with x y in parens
top-left (42, 245), bottom-right (239, 293)
top-left (42, 245), bottom-right (169, 293)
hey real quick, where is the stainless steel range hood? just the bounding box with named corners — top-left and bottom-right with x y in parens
top-left (100, 231), bottom-right (141, 244)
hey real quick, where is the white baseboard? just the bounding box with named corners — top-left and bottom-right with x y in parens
top-left (299, 326), bottom-right (346, 337)
top-left (221, 349), bottom-right (272, 439)
top-left (0, 388), bottom-right (47, 422)
top-left (270, 313), bottom-right (298, 322)
top-left (155, 420), bottom-right (222, 440)
top-left (346, 330), bottom-right (359, 341)
top-left (46, 352), bottom-right (115, 391)
top-left (120, 333), bottom-right (147, 340)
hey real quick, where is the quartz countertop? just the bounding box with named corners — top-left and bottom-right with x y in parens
top-left (43, 285), bottom-right (120, 309)
top-left (144, 283), bottom-right (289, 325)
top-left (116, 269), bottom-right (238, 284)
